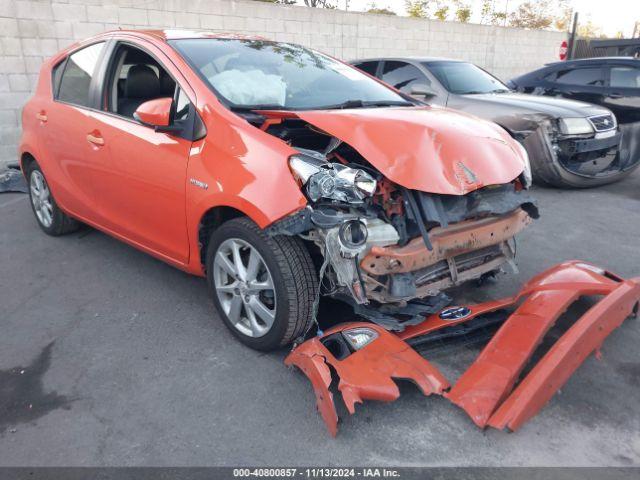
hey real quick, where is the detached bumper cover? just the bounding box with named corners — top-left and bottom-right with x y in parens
top-left (285, 323), bottom-right (449, 437)
top-left (286, 261), bottom-right (640, 436)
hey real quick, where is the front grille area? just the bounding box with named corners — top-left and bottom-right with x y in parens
top-left (414, 244), bottom-right (506, 286)
top-left (589, 114), bottom-right (616, 131)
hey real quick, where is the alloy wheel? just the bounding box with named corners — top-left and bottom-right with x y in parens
top-left (30, 170), bottom-right (53, 228)
top-left (213, 238), bottom-right (277, 338)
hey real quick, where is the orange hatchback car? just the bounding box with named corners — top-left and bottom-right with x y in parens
top-left (20, 30), bottom-right (537, 350)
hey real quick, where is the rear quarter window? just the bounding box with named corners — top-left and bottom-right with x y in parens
top-left (51, 60), bottom-right (65, 97)
top-left (610, 66), bottom-right (640, 88)
top-left (547, 67), bottom-right (603, 86)
top-left (353, 61), bottom-right (379, 77)
top-left (56, 42), bottom-right (105, 107)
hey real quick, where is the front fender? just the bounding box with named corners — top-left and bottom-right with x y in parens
top-left (183, 117), bottom-right (308, 274)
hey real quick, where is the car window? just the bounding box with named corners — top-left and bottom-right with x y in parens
top-left (381, 61), bottom-right (428, 93)
top-left (51, 60), bottom-right (65, 97)
top-left (610, 66), bottom-right (640, 88)
top-left (170, 39), bottom-right (409, 110)
top-left (174, 88), bottom-right (190, 123)
top-left (105, 43), bottom-right (185, 121)
top-left (550, 67), bottom-right (603, 86)
top-left (354, 61), bottom-right (379, 76)
top-left (423, 61), bottom-right (508, 94)
top-left (56, 42), bottom-right (105, 107)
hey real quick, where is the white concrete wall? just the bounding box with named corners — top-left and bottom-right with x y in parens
top-left (0, 0), bottom-right (566, 165)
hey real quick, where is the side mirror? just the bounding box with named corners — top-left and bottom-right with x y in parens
top-left (134, 97), bottom-right (181, 133)
top-left (410, 84), bottom-right (437, 98)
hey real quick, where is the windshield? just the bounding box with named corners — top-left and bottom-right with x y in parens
top-left (424, 61), bottom-right (509, 95)
top-left (170, 38), bottom-right (410, 110)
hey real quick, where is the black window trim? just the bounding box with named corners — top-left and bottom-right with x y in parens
top-left (546, 65), bottom-right (605, 87)
top-left (93, 38), bottom-right (205, 142)
top-left (51, 56), bottom-right (69, 99)
top-left (100, 41), bottom-right (187, 124)
top-left (352, 60), bottom-right (382, 79)
top-left (52, 40), bottom-right (110, 110)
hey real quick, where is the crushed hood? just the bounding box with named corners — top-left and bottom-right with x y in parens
top-left (291, 106), bottom-right (526, 195)
top-left (454, 92), bottom-right (612, 119)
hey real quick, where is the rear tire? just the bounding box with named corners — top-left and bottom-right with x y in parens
top-left (26, 162), bottom-right (79, 236)
top-left (206, 217), bottom-right (318, 351)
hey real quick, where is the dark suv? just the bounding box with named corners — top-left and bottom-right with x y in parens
top-left (508, 57), bottom-right (640, 124)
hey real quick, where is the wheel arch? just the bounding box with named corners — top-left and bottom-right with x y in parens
top-left (20, 151), bottom-right (37, 176)
top-left (196, 205), bottom-right (254, 273)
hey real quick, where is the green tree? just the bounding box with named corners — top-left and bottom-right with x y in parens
top-left (509, 0), bottom-right (569, 30)
top-left (367, 3), bottom-right (397, 15)
top-left (434, 4), bottom-right (449, 21)
top-left (577, 20), bottom-right (605, 38)
top-left (553, 5), bottom-right (573, 31)
top-left (453, 0), bottom-right (471, 23)
top-left (479, 0), bottom-right (507, 26)
top-left (405, 1), bottom-right (430, 18)
top-left (251, 0), bottom-right (297, 4)
top-left (303, 0), bottom-right (335, 7)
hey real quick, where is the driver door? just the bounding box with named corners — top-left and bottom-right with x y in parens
top-left (89, 40), bottom-right (196, 265)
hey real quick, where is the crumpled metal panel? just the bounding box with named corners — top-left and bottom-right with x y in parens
top-left (486, 278), bottom-right (640, 431)
top-left (259, 108), bottom-right (526, 195)
top-left (444, 261), bottom-right (640, 430)
top-left (285, 323), bottom-right (449, 437)
top-left (287, 261), bottom-right (640, 436)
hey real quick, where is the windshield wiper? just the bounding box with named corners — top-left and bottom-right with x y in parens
top-left (490, 88), bottom-right (511, 93)
top-left (322, 99), bottom-right (414, 110)
top-left (230, 104), bottom-right (289, 112)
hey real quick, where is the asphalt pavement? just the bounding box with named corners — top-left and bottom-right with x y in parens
top-left (1, 170), bottom-right (639, 466)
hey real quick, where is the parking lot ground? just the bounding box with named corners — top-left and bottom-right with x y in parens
top-left (1, 170), bottom-right (640, 467)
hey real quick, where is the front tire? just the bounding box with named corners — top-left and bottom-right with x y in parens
top-left (26, 162), bottom-right (79, 236)
top-left (206, 217), bottom-right (318, 351)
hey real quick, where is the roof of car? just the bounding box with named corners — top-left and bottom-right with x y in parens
top-left (350, 56), bottom-right (464, 64)
top-left (105, 29), bottom-right (267, 42)
top-left (545, 56), bottom-right (640, 67)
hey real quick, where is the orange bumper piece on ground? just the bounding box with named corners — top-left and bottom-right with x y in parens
top-left (287, 261), bottom-right (640, 436)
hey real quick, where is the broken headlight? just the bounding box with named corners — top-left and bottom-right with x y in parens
top-left (559, 117), bottom-right (593, 135)
top-left (514, 141), bottom-right (532, 189)
top-left (289, 153), bottom-right (377, 204)
top-left (342, 327), bottom-right (378, 350)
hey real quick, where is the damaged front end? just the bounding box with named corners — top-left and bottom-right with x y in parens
top-left (512, 113), bottom-right (631, 187)
top-left (258, 109), bottom-right (538, 327)
top-left (286, 261), bottom-right (640, 436)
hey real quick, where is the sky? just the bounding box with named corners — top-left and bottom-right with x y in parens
top-left (296, 0), bottom-right (640, 38)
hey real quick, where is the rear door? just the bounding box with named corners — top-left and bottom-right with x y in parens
top-left (39, 41), bottom-right (109, 221)
top-left (88, 39), bottom-right (197, 264)
top-left (544, 65), bottom-right (606, 105)
top-left (603, 63), bottom-right (640, 123)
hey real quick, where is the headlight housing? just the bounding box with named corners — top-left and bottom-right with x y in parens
top-left (289, 153), bottom-right (377, 204)
top-left (514, 140), bottom-right (532, 189)
top-left (342, 327), bottom-right (378, 350)
top-left (559, 117), bottom-right (594, 135)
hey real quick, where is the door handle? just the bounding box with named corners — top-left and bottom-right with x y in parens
top-left (86, 133), bottom-right (105, 146)
top-left (36, 111), bottom-right (47, 122)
